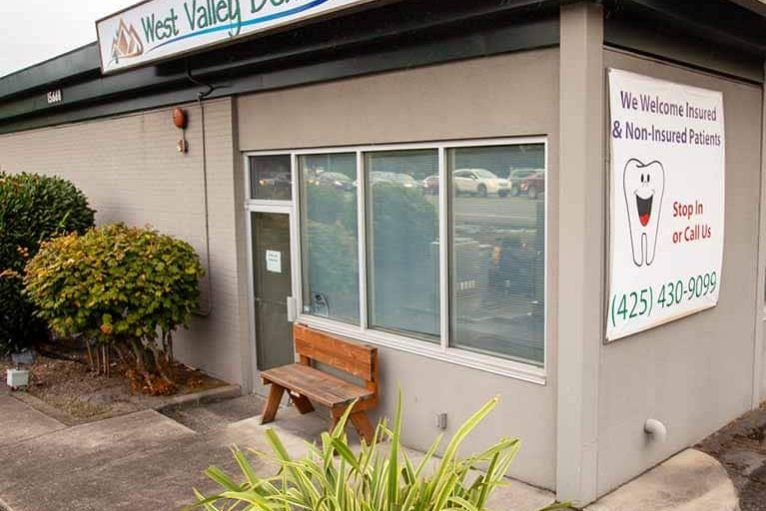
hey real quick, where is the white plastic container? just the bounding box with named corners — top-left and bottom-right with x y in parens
top-left (6, 368), bottom-right (29, 390)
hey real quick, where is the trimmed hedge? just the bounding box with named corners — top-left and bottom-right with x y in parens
top-left (0, 172), bottom-right (95, 354)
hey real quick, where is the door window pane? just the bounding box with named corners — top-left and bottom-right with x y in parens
top-left (250, 155), bottom-right (292, 200)
top-left (449, 144), bottom-right (545, 365)
top-left (366, 149), bottom-right (440, 341)
top-left (299, 153), bottom-right (360, 324)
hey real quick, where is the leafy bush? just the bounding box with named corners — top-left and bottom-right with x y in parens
top-left (24, 223), bottom-right (204, 393)
top-left (189, 395), bottom-right (569, 511)
top-left (0, 172), bottom-right (95, 355)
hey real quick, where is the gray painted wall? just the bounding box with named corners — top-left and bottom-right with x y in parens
top-left (238, 48), bottom-right (561, 488)
top-left (0, 98), bottom-right (251, 387)
top-left (597, 49), bottom-right (764, 496)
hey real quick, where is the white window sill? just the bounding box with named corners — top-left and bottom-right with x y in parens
top-left (297, 315), bottom-right (547, 386)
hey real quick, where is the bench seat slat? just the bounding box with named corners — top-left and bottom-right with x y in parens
top-left (262, 363), bottom-right (373, 408)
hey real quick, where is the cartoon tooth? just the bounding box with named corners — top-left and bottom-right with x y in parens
top-left (623, 159), bottom-right (665, 266)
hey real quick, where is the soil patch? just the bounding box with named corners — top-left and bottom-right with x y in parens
top-left (1, 341), bottom-right (228, 425)
top-left (697, 403), bottom-right (766, 511)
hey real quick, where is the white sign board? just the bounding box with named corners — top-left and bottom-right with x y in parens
top-left (266, 250), bottom-right (281, 273)
top-left (607, 69), bottom-right (725, 341)
top-left (97, 0), bottom-right (380, 74)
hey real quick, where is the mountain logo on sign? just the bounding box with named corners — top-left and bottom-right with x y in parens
top-left (623, 158), bottom-right (665, 267)
top-left (110, 19), bottom-right (144, 64)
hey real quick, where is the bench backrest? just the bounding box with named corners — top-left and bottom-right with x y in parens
top-left (293, 324), bottom-right (378, 391)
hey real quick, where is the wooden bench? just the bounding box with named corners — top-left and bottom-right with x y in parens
top-left (260, 324), bottom-right (379, 442)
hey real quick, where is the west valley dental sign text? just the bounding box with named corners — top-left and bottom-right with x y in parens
top-left (97, 0), bottom-right (379, 73)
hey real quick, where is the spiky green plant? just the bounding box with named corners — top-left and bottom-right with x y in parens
top-left (188, 394), bottom-right (570, 511)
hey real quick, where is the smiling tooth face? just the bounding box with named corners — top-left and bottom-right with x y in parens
top-left (623, 159), bottom-right (665, 266)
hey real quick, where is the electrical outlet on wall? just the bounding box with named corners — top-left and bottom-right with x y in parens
top-left (435, 412), bottom-right (448, 430)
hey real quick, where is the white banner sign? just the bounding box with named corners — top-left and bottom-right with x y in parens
top-left (607, 69), bottom-right (725, 341)
top-left (97, 0), bottom-right (379, 74)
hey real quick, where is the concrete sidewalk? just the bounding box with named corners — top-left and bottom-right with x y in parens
top-left (0, 391), bottom-right (741, 511)
top-left (0, 393), bottom-right (553, 511)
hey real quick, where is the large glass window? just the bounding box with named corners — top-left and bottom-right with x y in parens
top-left (299, 153), bottom-right (359, 324)
top-left (250, 155), bottom-right (292, 200)
top-left (366, 149), bottom-right (440, 341)
top-left (263, 139), bottom-right (547, 371)
top-left (448, 144), bottom-right (546, 365)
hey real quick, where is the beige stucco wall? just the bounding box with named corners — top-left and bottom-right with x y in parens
top-left (238, 48), bottom-right (560, 488)
top-left (0, 98), bottom-right (250, 387)
top-left (597, 50), bottom-right (764, 495)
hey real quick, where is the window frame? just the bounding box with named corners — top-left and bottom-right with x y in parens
top-left (244, 137), bottom-right (548, 385)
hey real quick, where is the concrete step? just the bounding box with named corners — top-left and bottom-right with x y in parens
top-left (159, 393), bottom-right (265, 433)
top-left (586, 449), bottom-right (739, 511)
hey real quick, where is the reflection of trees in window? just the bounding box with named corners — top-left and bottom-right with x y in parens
top-left (301, 157), bottom-right (359, 324)
top-left (369, 183), bottom-right (440, 340)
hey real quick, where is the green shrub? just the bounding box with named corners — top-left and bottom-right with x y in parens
top-left (24, 223), bottom-right (204, 393)
top-left (0, 172), bottom-right (95, 355)
top-left (189, 395), bottom-right (570, 511)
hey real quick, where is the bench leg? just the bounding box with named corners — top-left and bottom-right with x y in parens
top-left (261, 384), bottom-right (285, 424)
top-left (290, 393), bottom-right (315, 415)
top-left (330, 408), bottom-right (343, 434)
top-left (350, 412), bottom-right (375, 443)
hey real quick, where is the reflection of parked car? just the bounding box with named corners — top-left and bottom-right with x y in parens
top-left (317, 172), bottom-right (355, 191)
top-left (370, 171), bottom-right (419, 188)
top-left (508, 169), bottom-right (540, 197)
top-left (258, 172), bottom-right (291, 194)
top-left (520, 170), bottom-right (545, 200)
top-left (422, 175), bottom-right (439, 195)
top-left (453, 169), bottom-right (511, 197)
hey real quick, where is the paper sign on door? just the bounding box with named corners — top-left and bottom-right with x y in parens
top-left (266, 250), bottom-right (282, 273)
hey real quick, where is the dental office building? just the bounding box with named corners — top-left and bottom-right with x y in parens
top-left (1, 0), bottom-right (765, 504)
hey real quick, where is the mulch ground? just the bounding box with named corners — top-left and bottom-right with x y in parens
top-left (697, 403), bottom-right (766, 511)
top-left (1, 340), bottom-right (228, 425)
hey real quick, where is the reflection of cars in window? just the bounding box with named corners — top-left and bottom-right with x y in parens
top-left (453, 168), bottom-right (511, 197)
top-left (369, 171), bottom-right (397, 186)
top-left (422, 175), bottom-right (439, 195)
top-left (258, 172), bottom-right (291, 193)
top-left (519, 170), bottom-right (545, 200)
top-left (508, 168), bottom-right (540, 197)
top-left (370, 171), bottom-right (419, 188)
top-left (316, 171), bottom-right (355, 191)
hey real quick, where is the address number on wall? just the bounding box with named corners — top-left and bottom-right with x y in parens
top-left (46, 89), bottom-right (62, 105)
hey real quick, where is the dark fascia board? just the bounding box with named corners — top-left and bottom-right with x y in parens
top-left (619, 0), bottom-right (766, 56)
top-left (0, 14), bottom-right (559, 134)
top-left (0, 0), bottom-right (562, 125)
top-left (0, 43), bottom-right (101, 101)
top-left (605, 0), bottom-right (765, 83)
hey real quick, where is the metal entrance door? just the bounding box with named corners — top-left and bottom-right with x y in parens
top-left (251, 211), bottom-right (294, 370)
